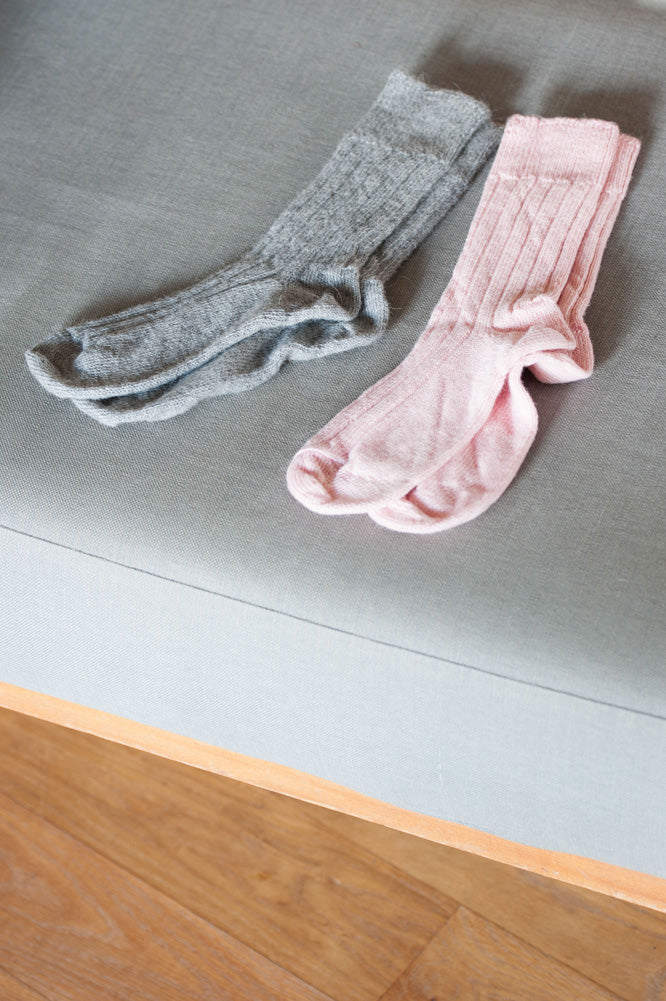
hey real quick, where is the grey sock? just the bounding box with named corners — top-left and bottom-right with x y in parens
top-left (26, 71), bottom-right (497, 418)
top-left (72, 119), bottom-right (501, 426)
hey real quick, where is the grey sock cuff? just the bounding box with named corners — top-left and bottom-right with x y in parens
top-left (358, 70), bottom-right (492, 163)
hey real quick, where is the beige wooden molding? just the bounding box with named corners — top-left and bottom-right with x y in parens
top-left (0, 680), bottom-right (663, 913)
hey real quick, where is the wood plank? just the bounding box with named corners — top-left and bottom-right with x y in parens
top-left (0, 968), bottom-right (49, 1001)
top-left (1, 683), bottom-right (663, 912)
top-left (0, 790), bottom-right (333, 1001)
top-left (0, 708), bottom-right (455, 1001)
top-left (380, 907), bottom-right (623, 1001)
top-left (304, 807), bottom-right (666, 1001)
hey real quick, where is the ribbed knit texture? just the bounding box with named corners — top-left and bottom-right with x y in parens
top-left (71, 119), bottom-right (500, 426)
top-left (25, 71), bottom-right (499, 425)
top-left (287, 116), bottom-right (624, 517)
top-left (369, 133), bottom-right (641, 532)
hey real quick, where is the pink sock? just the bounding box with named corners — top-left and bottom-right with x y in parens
top-left (369, 133), bottom-right (640, 534)
top-left (287, 116), bottom-right (620, 515)
top-left (369, 365), bottom-right (538, 532)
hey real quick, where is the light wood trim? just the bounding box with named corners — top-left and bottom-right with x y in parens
top-left (1, 681), bottom-right (664, 913)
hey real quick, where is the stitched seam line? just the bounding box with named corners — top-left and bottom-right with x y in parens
top-left (2, 523), bottom-right (663, 723)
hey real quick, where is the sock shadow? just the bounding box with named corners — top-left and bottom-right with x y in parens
top-left (68, 267), bottom-right (218, 326)
top-left (382, 243), bottom-right (442, 337)
top-left (580, 250), bottom-right (634, 368)
top-left (541, 85), bottom-right (657, 160)
top-left (415, 38), bottom-right (523, 124)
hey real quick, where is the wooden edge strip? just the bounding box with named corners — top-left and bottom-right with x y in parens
top-left (1, 680), bottom-right (664, 913)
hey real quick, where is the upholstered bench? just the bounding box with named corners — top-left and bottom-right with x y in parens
top-left (2, 0), bottom-right (664, 909)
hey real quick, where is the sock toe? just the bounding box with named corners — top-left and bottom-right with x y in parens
top-left (286, 447), bottom-right (368, 513)
top-left (369, 497), bottom-right (448, 533)
top-left (25, 330), bottom-right (86, 397)
top-left (369, 480), bottom-right (478, 533)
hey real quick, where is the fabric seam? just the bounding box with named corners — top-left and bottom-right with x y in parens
top-left (2, 522), bottom-right (663, 723)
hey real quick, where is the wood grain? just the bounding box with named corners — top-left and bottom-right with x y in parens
top-left (0, 790), bottom-right (331, 1001)
top-left (0, 968), bottom-right (49, 1001)
top-left (2, 681), bottom-right (664, 911)
top-left (379, 907), bottom-right (622, 1001)
top-left (306, 806), bottom-right (666, 1001)
top-left (0, 707), bottom-right (454, 1001)
top-left (2, 706), bottom-right (666, 1001)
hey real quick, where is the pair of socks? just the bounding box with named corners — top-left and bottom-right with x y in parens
top-left (287, 116), bottom-right (639, 533)
top-left (25, 72), bottom-right (500, 425)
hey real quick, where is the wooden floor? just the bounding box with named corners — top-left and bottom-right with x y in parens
top-left (0, 708), bottom-right (665, 1001)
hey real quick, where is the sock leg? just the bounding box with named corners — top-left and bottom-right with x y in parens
top-left (287, 116), bottom-right (620, 514)
top-left (367, 133), bottom-right (640, 533)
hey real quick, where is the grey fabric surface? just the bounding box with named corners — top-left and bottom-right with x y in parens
top-left (1, 0), bottom-right (665, 873)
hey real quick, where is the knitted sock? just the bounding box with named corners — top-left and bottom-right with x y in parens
top-left (369, 132), bottom-right (640, 533)
top-left (367, 132), bottom-right (639, 532)
top-left (287, 116), bottom-right (620, 515)
top-left (67, 119), bottom-right (500, 426)
top-left (25, 71), bottom-right (497, 415)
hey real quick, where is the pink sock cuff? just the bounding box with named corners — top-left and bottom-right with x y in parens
top-left (493, 115), bottom-right (619, 186)
top-left (606, 133), bottom-right (641, 194)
